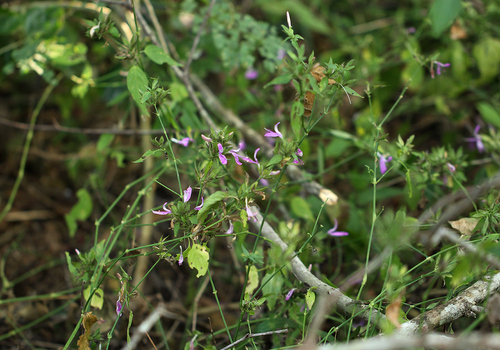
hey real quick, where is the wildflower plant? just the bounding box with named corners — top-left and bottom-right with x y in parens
top-left (4, 1), bottom-right (500, 350)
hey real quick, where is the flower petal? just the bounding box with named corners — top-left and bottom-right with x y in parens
top-left (194, 197), bottom-right (204, 210)
top-left (183, 186), bottom-right (192, 203)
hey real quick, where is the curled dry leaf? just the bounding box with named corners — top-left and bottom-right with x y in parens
top-left (77, 312), bottom-right (98, 350)
top-left (449, 217), bottom-right (479, 236)
top-left (296, 63), bottom-right (336, 117)
top-left (319, 188), bottom-right (338, 206)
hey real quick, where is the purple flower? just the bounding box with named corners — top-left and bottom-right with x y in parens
top-left (264, 122), bottom-right (283, 139)
top-left (152, 202), bottom-right (172, 215)
top-left (245, 67), bottom-right (258, 80)
top-left (435, 61), bottom-right (450, 75)
top-left (178, 246), bottom-right (184, 266)
top-left (285, 288), bottom-right (296, 301)
top-left (465, 125), bottom-right (485, 153)
top-left (171, 137), bottom-right (193, 147)
top-left (446, 163), bottom-right (456, 173)
top-left (245, 202), bottom-right (258, 223)
top-left (293, 148), bottom-right (304, 165)
top-left (407, 27), bottom-right (416, 34)
top-left (183, 186), bottom-right (192, 202)
top-left (269, 170), bottom-right (281, 176)
top-left (226, 221), bottom-right (234, 234)
top-left (229, 143), bottom-right (244, 165)
top-left (242, 148), bottom-right (260, 164)
top-left (377, 152), bottom-right (393, 174)
top-left (431, 61), bottom-right (450, 78)
top-left (116, 299), bottom-right (123, 316)
top-left (201, 134), bottom-right (212, 143)
top-left (194, 197), bottom-right (204, 210)
top-left (218, 143), bottom-right (227, 164)
top-left (260, 178), bottom-right (269, 186)
top-left (277, 49), bottom-right (286, 60)
top-left (327, 218), bottom-right (349, 237)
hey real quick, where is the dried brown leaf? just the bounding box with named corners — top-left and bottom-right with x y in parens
top-left (449, 218), bottom-right (479, 236)
top-left (386, 297), bottom-right (402, 329)
top-left (77, 312), bottom-right (98, 350)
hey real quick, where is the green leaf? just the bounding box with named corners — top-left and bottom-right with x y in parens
top-left (186, 243), bottom-right (210, 278)
top-left (305, 288), bottom-right (316, 311)
top-left (290, 197), bottom-right (314, 221)
top-left (477, 102), bottom-right (500, 129)
top-left (197, 191), bottom-right (229, 224)
top-left (343, 86), bottom-right (363, 98)
top-left (267, 154), bottom-right (283, 167)
top-left (83, 286), bottom-right (104, 310)
top-left (132, 148), bottom-right (165, 163)
top-left (261, 273), bottom-right (284, 311)
top-left (245, 265), bottom-right (259, 296)
top-left (291, 101), bottom-right (304, 138)
top-left (473, 38), bottom-right (500, 83)
top-left (144, 45), bottom-right (182, 66)
top-left (429, 0), bottom-right (461, 38)
top-left (65, 252), bottom-right (78, 277)
top-left (328, 129), bottom-right (358, 141)
top-left (127, 66), bottom-right (150, 117)
top-left (169, 81), bottom-right (189, 102)
top-left (97, 134), bottom-right (114, 151)
top-left (264, 74), bottom-right (293, 88)
top-left (65, 189), bottom-right (93, 238)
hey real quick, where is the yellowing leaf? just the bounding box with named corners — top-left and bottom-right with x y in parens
top-left (83, 286), bottom-right (104, 310)
top-left (449, 218), bottom-right (479, 236)
top-left (187, 243), bottom-right (210, 278)
top-left (245, 265), bottom-right (259, 296)
top-left (305, 289), bottom-right (316, 311)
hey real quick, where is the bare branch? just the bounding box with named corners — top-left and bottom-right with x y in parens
top-left (184, 0), bottom-right (217, 74)
top-left (121, 304), bottom-right (176, 350)
top-left (0, 117), bottom-right (172, 135)
top-left (397, 270), bottom-right (500, 335)
top-left (220, 329), bottom-right (288, 350)
top-left (251, 206), bottom-right (386, 324)
top-left (316, 332), bottom-right (500, 350)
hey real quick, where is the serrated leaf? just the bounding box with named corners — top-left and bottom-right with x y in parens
top-left (197, 191), bottom-right (228, 224)
top-left (187, 243), bottom-right (209, 278)
top-left (127, 66), bottom-right (150, 117)
top-left (264, 74), bottom-right (293, 88)
top-left (144, 45), bottom-right (182, 66)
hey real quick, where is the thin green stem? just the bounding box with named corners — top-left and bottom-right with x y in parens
top-left (0, 73), bottom-right (63, 224)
